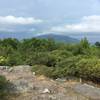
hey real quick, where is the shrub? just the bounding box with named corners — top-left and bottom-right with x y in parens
top-left (32, 65), bottom-right (54, 77)
top-left (76, 58), bottom-right (100, 82)
top-left (0, 75), bottom-right (8, 98)
top-left (0, 56), bottom-right (8, 66)
top-left (26, 52), bottom-right (56, 67)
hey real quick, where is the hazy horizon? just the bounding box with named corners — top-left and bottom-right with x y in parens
top-left (0, 0), bottom-right (100, 43)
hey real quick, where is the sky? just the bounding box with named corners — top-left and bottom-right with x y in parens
top-left (0, 0), bottom-right (100, 36)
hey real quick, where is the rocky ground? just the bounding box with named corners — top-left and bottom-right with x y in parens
top-left (0, 65), bottom-right (100, 100)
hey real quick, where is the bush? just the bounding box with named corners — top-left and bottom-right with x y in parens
top-left (31, 56), bottom-right (80, 79)
top-left (0, 75), bottom-right (8, 98)
top-left (55, 56), bottom-right (81, 76)
top-left (1, 37), bottom-right (100, 83)
top-left (26, 52), bottom-right (56, 67)
top-left (76, 58), bottom-right (100, 82)
top-left (0, 56), bottom-right (8, 66)
top-left (32, 65), bottom-right (54, 77)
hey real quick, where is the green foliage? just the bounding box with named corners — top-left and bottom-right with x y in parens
top-left (95, 42), bottom-right (100, 47)
top-left (0, 75), bottom-right (8, 91)
top-left (72, 38), bottom-right (90, 55)
top-left (76, 58), bottom-right (100, 82)
top-left (0, 56), bottom-right (8, 65)
top-left (56, 56), bottom-right (80, 75)
top-left (80, 38), bottom-right (90, 49)
top-left (32, 65), bottom-right (54, 77)
top-left (25, 52), bottom-right (56, 66)
top-left (0, 37), bottom-right (100, 83)
top-left (0, 75), bottom-right (8, 98)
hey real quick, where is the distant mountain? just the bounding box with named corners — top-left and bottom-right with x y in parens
top-left (0, 32), bottom-right (79, 43)
top-left (0, 32), bottom-right (36, 39)
top-left (1, 31), bottom-right (100, 43)
top-left (35, 34), bottom-right (79, 43)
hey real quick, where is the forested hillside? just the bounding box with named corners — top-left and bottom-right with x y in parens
top-left (0, 38), bottom-right (100, 83)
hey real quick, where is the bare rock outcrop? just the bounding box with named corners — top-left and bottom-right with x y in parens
top-left (0, 65), bottom-right (100, 100)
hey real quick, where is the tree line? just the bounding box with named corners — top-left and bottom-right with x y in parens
top-left (0, 38), bottom-right (100, 83)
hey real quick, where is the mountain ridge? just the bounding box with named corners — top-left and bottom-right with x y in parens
top-left (35, 33), bottom-right (79, 43)
top-left (0, 32), bottom-right (79, 43)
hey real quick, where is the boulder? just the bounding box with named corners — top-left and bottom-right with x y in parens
top-left (42, 88), bottom-right (50, 94)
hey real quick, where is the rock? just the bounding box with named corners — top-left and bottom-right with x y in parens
top-left (8, 68), bottom-right (13, 72)
top-left (13, 65), bottom-right (31, 72)
top-left (79, 78), bottom-right (82, 83)
top-left (42, 88), bottom-right (50, 94)
top-left (83, 83), bottom-right (95, 88)
top-left (5, 66), bottom-right (8, 70)
top-left (49, 95), bottom-right (57, 100)
top-left (7, 79), bottom-right (34, 93)
top-left (56, 78), bottom-right (66, 82)
top-left (73, 84), bottom-right (100, 100)
top-left (0, 66), bottom-right (7, 70)
top-left (1, 65), bottom-right (99, 100)
top-left (32, 72), bottom-right (35, 76)
top-left (0, 66), bottom-right (4, 70)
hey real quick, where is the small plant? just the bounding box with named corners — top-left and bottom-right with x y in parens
top-left (0, 75), bottom-right (8, 98)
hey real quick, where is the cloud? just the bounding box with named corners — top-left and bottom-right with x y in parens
top-left (51, 15), bottom-right (100, 32)
top-left (0, 15), bottom-right (44, 32)
top-left (0, 16), bottom-right (43, 25)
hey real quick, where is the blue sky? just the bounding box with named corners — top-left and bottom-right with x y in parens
top-left (0, 0), bottom-right (100, 35)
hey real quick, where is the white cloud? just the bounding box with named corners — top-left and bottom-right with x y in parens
top-left (0, 16), bottom-right (43, 25)
top-left (51, 15), bottom-right (100, 32)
